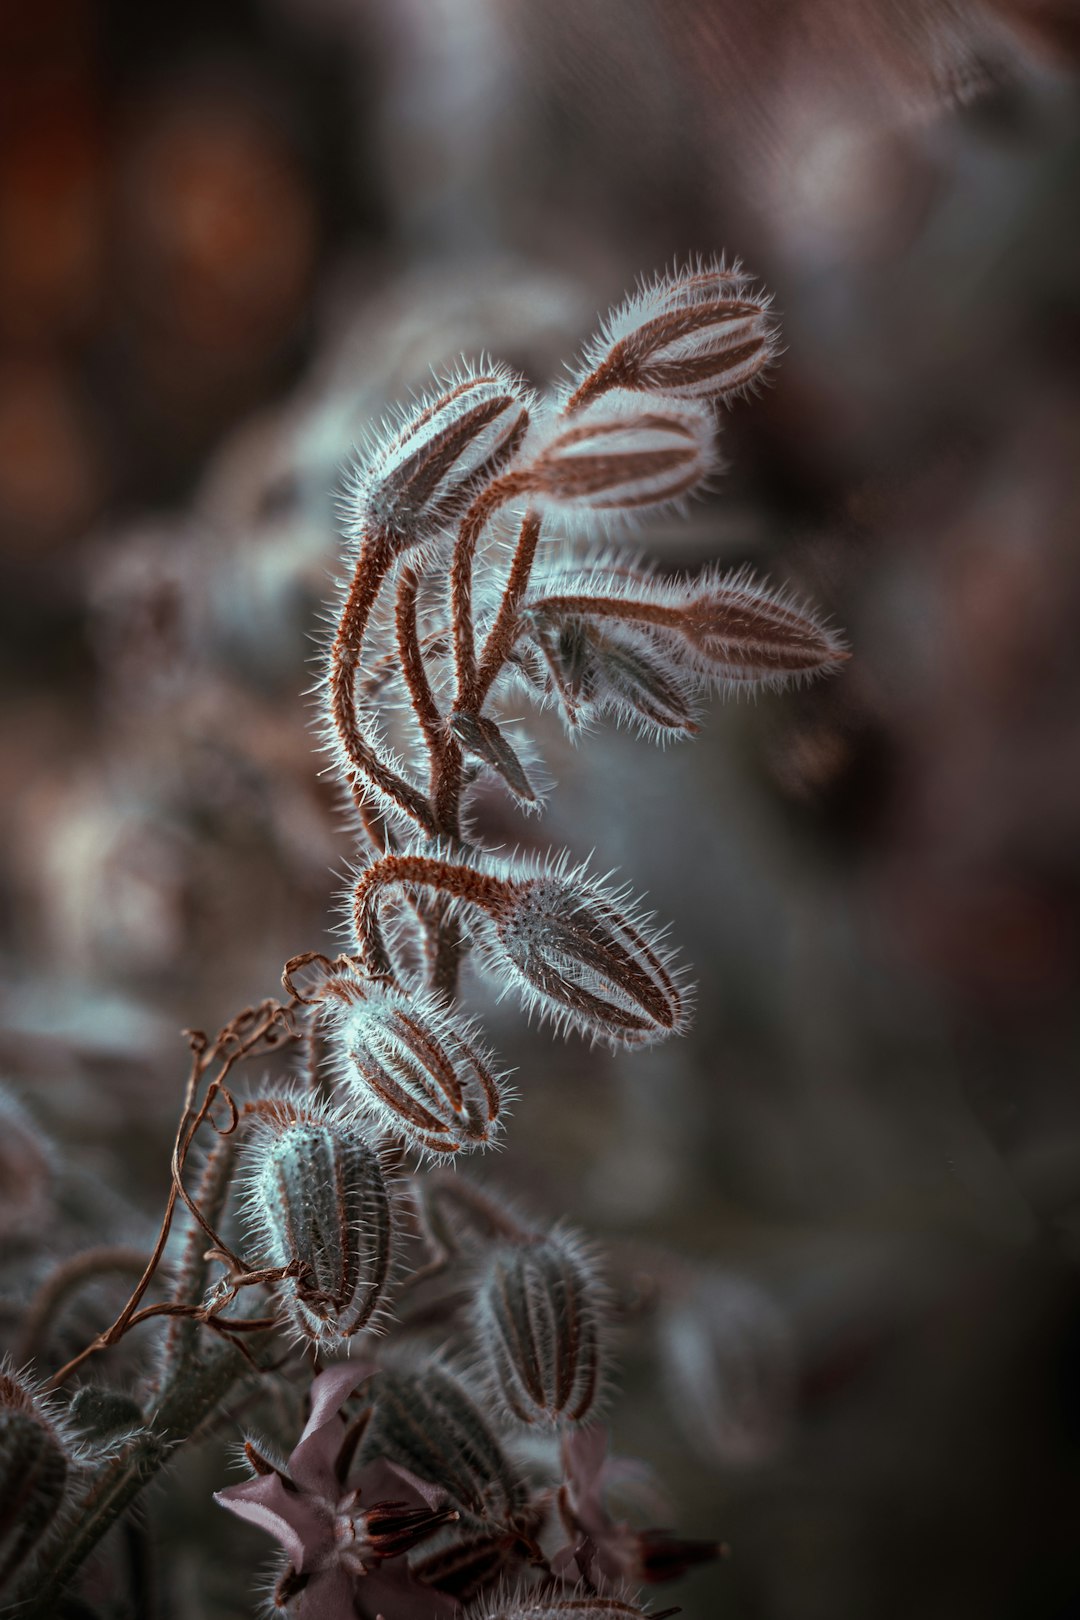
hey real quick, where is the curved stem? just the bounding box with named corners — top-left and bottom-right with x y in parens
top-left (329, 530), bottom-right (436, 835)
top-left (450, 469), bottom-right (534, 712)
top-left (352, 854), bottom-right (513, 976)
top-left (473, 509), bottom-right (544, 708)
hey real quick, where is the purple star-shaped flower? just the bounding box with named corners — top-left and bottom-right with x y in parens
top-left (215, 1363), bottom-right (459, 1618)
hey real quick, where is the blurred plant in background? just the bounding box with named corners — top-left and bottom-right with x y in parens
top-left (2, 1), bottom-right (1080, 1617)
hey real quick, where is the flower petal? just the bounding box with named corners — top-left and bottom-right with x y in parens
top-left (214, 1474), bottom-right (327, 1572)
top-left (290, 1361), bottom-right (376, 1496)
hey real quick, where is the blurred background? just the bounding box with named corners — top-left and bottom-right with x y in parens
top-left (2, 1), bottom-right (1080, 1616)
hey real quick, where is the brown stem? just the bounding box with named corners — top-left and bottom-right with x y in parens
top-left (329, 529), bottom-right (436, 834)
top-left (473, 509), bottom-right (544, 707)
top-left (451, 469), bottom-right (535, 712)
top-left (528, 592), bottom-right (684, 630)
top-left (352, 854), bottom-right (513, 976)
top-left (395, 566), bottom-right (444, 769)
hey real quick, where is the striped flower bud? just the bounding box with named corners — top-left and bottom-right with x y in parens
top-left (526, 394), bottom-right (716, 516)
top-left (351, 366), bottom-right (532, 543)
top-left (675, 568), bottom-right (848, 688)
top-left (565, 259), bottom-right (778, 411)
top-left (0, 1366), bottom-right (74, 1586)
top-left (414, 1529), bottom-right (524, 1603)
top-left (480, 858), bottom-right (689, 1048)
top-left (358, 1362), bottom-right (528, 1526)
top-left (325, 981), bottom-right (509, 1160)
top-left (241, 1099), bottom-right (393, 1349)
top-left (472, 1228), bottom-right (608, 1426)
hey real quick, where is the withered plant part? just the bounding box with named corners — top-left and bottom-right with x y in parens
top-left (9, 260), bottom-right (848, 1618)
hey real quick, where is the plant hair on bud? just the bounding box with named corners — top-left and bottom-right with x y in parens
top-left (475, 852), bottom-right (692, 1049)
top-left (238, 1093), bottom-right (396, 1350)
top-left (471, 1225), bottom-right (611, 1426)
top-left (322, 975), bottom-right (512, 1160)
top-left (562, 256), bottom-right (780, 413)
top-left (524, 392), bottom-right (718, 523)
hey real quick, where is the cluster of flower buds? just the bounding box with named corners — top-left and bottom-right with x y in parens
top-left (202, 257), bottom-right (846, 1615)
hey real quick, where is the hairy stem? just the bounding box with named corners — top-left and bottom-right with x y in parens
top-left (352, 855), bottom-right (512, 977)
top-left (12, 1330), bottom-right (267, 1617)
top-left (450, 469), bottom-right (534, 712)
top-left (473, 509), bottom-right (544, 708)
top-left (329, 530), bottom-right (436, 834)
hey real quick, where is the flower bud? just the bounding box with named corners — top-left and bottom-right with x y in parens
top-left (326, 982), bottom-right (509, 1160)
top-left (564, 258), bottom-right (777, 411)
top-left (358, 1362), bottom-right (528, 1526)
top-left (528, 394), bottom-right (716, 515)
top-left (473, 1229), bottom-right (608, 1426)
top-left (0, 1367), bottom-right (73, 1586)
top-left (676, 569), bottom-right (848, 688)
top-left (531, 614), bottom-right (698, 740)
top-left (482, 860), bottom-right (688, 1048)
top-left (414, 1529), bottom-right (523, 1602)
top-left (242, 1101), bottom-right (394, 1349)
top-left (353, 367), bottom-right (531, 542)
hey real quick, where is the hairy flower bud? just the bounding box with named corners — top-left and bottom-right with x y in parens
top-left (675, 568), bottom-right (848, 688)
top-left (242, 1100), bottom-right (394, 1349)
top-left (414, 1529), bottom-right (524, 1602)
top-left (565, 258), bottom-right (778, 410)
top-left (529, 613), bottom-right (699, 740)
top-left (351, 366), bottom-right (531, 543)
top-left (359, 1362), bottom-right (528, 1526)
top-left (481, 859), bottom-right (689, 1048)
top-left (473, 1229), bottom-right (608, 1426)
top-left (527, 394), bottom-right (716, 516)
top-left (325, 981), bottom-right (510, 1159)
top-left (0, 1366), bottom-right (74, 1586)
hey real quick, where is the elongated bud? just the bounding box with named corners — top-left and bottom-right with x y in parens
top-left (0, 1367), bottom-right (73, 1585)
top-left (677, 581), bottom-right (848, 687)
top-left (353, 1497), bottom-right (460, 1562)
top-left (449, 712), bottom-right (538, 804)
top-left (473, 1229), bottom-right (609, 1426)
top-left (531, 614), bottom-right (698, 739)
top-left (351, 367), bottom-right (531, 543)
top-left (359, 1362), bottom-right (528, 1525)
top-left (566, 259), bottom-right (778, 410)
top-left (242, 1100), bottom-right (393, 1349)
top-left (527, 394), bottom-right (716, 515)
top-left (325, 980), bottom-right (509, 1160)
top-left (482, 860), bottom-right (689, 1048)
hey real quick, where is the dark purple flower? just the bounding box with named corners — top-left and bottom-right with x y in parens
top-left (215, 1363), bottom-right (459, 1617)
